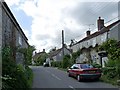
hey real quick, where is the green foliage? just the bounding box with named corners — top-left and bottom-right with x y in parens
top-left (102, 67), bottom-right (117, 79)
top-left (51, 61), bottom-right (62, 68)
top-left (99, 39), bottom-right (120, 78)
top-left (105, 59), bottom-right (116, 67)
top-left (99, 39), bottom-right (119, 60)
top-left (51, 50), bottom-right (81, 69)
top-left (71, 50), bottom-right (81, 64)
top-left (18, 45), bottom-right (35, 67)
top-left (92, 63), bottom-right (101, 68)
top-left (25, 66), bottom-right (34, 88)
top-left (62, 54), bottom-right (71, 68)
top-left (2, 46), bottom-right (33, 89)
top-left (51, 61), bottom-right (56, 67)
top-left (36, 53), bottom-right (48, 65)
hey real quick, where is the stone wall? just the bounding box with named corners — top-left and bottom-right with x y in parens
top-left (0, 2), bottom-right (2, 89)
top-left (1, 2), bottom-right (29, 64)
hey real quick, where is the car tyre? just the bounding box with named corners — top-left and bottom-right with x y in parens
top-left (68, 73), bottom-right (71, 77)
top-left (95, 78), bottom-right (99, 81)
top-left (77, 75), bottom-right (81, 82)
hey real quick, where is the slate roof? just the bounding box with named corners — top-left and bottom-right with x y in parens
top-left (71, 19), bottom-right (120, 46)
top-left (47, 47), bottom-right (72, 59)
top-left (33, 51), bottom-right (46, 60)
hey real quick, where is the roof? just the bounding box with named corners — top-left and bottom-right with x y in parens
top-left (48, 47), bottom-right (72, 59)
top-left (48, 49), bottom-right (61, 58)
top-left (71, 19), bottom-right (120, 46)
top-left (1, 1), bottom-right (28, 41)
top-left (33, 51), bottom-right (46, 59)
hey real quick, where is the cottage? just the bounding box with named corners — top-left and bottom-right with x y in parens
top-left (32, 49), bottom-right (47, 64)
top-left (70, 17), bottom-right (120, 67)
top-left (46, 46), bottom-right (72, 66)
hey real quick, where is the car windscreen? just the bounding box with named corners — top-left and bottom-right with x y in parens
top-left (80, 64), bottom-right (93, 69)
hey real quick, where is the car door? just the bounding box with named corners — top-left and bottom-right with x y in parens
top-left (69, 64), bottom-right (79, 77)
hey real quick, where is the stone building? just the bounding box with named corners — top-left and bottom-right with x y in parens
top-left (70, 17), bottom-right (120, 67)
top-left (46, 46), bottom-right (72, 65)
top-left (0, 1), bottom-right (29, 64)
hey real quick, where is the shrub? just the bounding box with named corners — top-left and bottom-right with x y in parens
top-left (51, 61), bottom-right (62, 68)
top-left (57, 61), bottom-right (62, 68)
top-left (102, 67), bottom-right (117, 78)
top-left (51, 61), bottom-right (56, 67)
top-left (25, 66), bottom-right (33, 88)
top-left (2, 46), bottom-right (33, 89)
top-left (62, 55), bottom-right (71, 69)
top-left (92, 63), bottom-right (101, 68)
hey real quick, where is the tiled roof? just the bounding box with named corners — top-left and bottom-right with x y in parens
top-left (71, 20), bottom-right (120, 46)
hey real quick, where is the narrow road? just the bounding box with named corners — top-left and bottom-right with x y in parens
top-left (30, 66), bottom-right (119, 89)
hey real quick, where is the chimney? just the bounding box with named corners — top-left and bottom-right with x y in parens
top-left (43, 49), bottom-right (45, 52)
top-left (86, 30), bottom-right (90, 37)
top-left (97, 17), bottom-right (104, 31)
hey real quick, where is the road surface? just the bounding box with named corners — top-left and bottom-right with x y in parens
top-left (30, 66), bottom-right (119, 89)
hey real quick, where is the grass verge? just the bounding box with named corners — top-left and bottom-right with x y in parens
top-left (100, 74), bottom-right (120, 87)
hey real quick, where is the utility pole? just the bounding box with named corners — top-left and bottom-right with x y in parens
top-left (62, 30), bottom-right (64, 57)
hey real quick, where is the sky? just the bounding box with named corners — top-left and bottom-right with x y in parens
top-left (4, 0), bottom-right (120, 52)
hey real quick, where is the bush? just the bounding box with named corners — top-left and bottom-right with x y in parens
top-left (2, 46), bottom-right (33, 89)
top-left (25, 66), bottom-right (33, 88)
top-left (51, 61), bottom-right (56, 67)
top-left (2, 63), bottom-right (30, 89)
top-left (102, 67), bottom-right (117, 78)
top-left (62, 55), bottom-right (71, 69)
top-left (51, 61), bottom-right (62, 68)
top-left (57, 61), bottom-right (62, 68)
top-left (92, 63), bottom-right (101, 68)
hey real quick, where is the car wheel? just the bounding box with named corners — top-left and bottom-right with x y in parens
top-left (96, 78), bottom-right (99, 81)
top-left (77, 75), bottom-right (81, 82)
top-left (68, 72), bottom-right (71, 77)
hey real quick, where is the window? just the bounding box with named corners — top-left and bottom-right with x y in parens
top-left (80, 64), bottom-right (93, 69)
top-left (71, 64), bottom-right (79, 69)
top-left (19, 35), bottom-right (22, 45)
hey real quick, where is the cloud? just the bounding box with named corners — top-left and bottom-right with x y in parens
top-left (5, 0), bottom-right (119, 52)
top-left (70, 2), bottom-right (118, 27)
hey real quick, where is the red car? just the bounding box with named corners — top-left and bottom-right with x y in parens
top-left (67, 63), bottom-right (101, 81)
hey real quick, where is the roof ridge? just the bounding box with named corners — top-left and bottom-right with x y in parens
top-left (70, 19), bottom-right (120, 47)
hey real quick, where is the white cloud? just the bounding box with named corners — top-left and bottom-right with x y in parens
top-left (5, 0), bottom-right (119, 52)
top-left (5, 0), bottom-right (21, 6)
top-left (16, 0), bottom-right (81, 52)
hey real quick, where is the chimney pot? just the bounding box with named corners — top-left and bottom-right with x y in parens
top-left (86, 30), bottom-right (91, 37)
